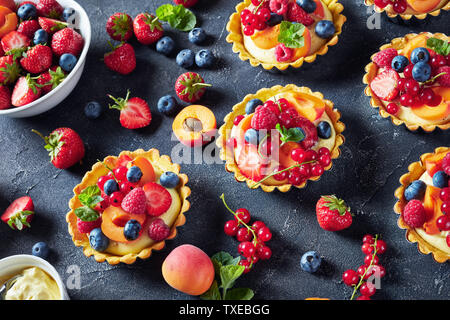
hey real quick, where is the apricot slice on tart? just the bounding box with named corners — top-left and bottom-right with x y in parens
top-left (251, 24), bottom-right (280, 50)
top-left (424, 151), bottom-right (447, 177)
top-left (407, 0), bottom-right (441, 12)
top-left (402, 34), bottom-right (428, 60)
top-left (173, 105), bottom-right (217, 147)
top-left (0, 1), bottom-right (16, 11)
top-left (283, 92), bottom-right (325, 122)
top-left (292, 27), bottom-right (311, 60)
top-left (423, 185), bottom-right (443, 235)
top-left (101, 206), bottom-right (147, 243)
top-left (411, 87), bottom-right (450, 121)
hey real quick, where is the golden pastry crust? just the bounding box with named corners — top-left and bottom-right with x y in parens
top-left (363, 32), bottom-right (450, 132)
top-left (364, 0), bottom-right (450, 20)
top-left (393, 146), bottom-right (450, 263)
top-left (216, 84), bottom-right (345, 192)
top-left (66, 149), bottom-right (191, 265)
top-left (226, 0), bottom-right (346, 71)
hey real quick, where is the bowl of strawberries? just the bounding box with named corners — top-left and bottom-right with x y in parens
top-left (0, 0), bottom-right (91, 118)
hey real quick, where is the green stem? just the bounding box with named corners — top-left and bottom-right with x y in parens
top-left (97, 159), bottom-right (119, 183)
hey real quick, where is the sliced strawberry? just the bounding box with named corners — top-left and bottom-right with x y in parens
top-left (0, 85), bottom-right (11, 110)
top-left (38, 17), bottom-right (67, 35)
top-left (11, 75), bottom-right (42, 107)
top-left (1, 196), bottom-right (34, 230)
top-left (370, 68), bottom-right (400, 101)
top-left (108, 90), bottom-right (151, 129)
top-left (236, 144), bottom-right (266, 182)
top-left (1, 31), bottom-right (30, 55)
top-left (117, 154), bottom-right (133, 167)
top-left (143, 182), bottom-right (172, 216)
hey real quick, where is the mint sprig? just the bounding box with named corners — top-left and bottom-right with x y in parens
top-left (74, 185), bottom-right (102, 222)
top-left (276, 123), bottom-right (305, 146)
top-left (201, 251), bottom-right (254, 300)
top-left (278, 21), bottom-right (305, 49)
top-left (156, 4), bottom-right (196, 31)
top-left (427, 38), bottom-right (450, 56)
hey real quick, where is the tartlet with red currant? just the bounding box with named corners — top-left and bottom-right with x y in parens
top-left (226, 0), bottom-right (346, 71)
top-left (394, 147), bottom-right (450, 263)
top-left (364, 0), bottom-right (449, 20)
top-left (216, 84), bottom-right (345, 192)
top-left (66, 149), bottom-right (191, 265)
top-left (363, 32), bottom-right (450, 132)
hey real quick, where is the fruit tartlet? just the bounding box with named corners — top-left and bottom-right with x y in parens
top-left (394, 147), bottom-right (450, 263)
top-left (216, 84), bottom-right (345, 192)
top-left (364, 0), bottom-right (450, 20)
top-left (363, 32), bottom-right (450, 132)
top-left (66, 149), bottom-right (191, 265)
top-left (226, 0), bottom-right (346, 71)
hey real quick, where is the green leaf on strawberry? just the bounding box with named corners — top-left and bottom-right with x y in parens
top-left (427, 38), bottom-right (450, 57)
top-left (321, 195), bottom-right (350, 215)
top-left (278, 21), bottom-right (305, 49)
top-left (156, 4), bottom-right (196, 31)
top-left (276, 123), bottom-right (305, 145)
top-left (6, 210), bottom-right (33, 230)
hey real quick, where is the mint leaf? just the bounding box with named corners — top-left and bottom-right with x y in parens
top-left (278, 21), bottom-right (305, 49)
top-left (427, 38), bottom-right (450, 56)
top-left (74, 206), bottom-right (100, 222)
top-left (156, 4), bottom-right (196, 31)
top-left (200, 280), bottom-right (222, 300)
top-left (224, 287), bottom-right (254, 300)
top-left (220, 265), bottom-right (245, 291)
top-left (78, 185), bottom-right (101, 206)
top-left (276, 123), bottom-right (305, 145)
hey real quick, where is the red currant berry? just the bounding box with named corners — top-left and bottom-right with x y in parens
top-left (318, 147), bottom-right (330, 157)
top-left (403, 64), bottom-right (414, 78)
top-left (97, 176), bottom-right (111, 190)
top-left (256, 7), bottom-right (271, 22)
top-left (318, 154), bottom-right (331, 167)
top-left (436, 215), bottom-right (450, 231)
top-left (310, 164), bottom-right (324, 177)
top-left (251, 0), bottom-right (263, 5)
top-left (298, 163), bottom-right (311, 177)
top-left (419, 88), bottom-right (436, 105)
top-left (119, 181), bottom-right (136, 194)
top-left (114, 166), bottom-right (128, 181)
top-left (252, 220), bottom-right (266, 232)
top-left (397, 78), bottom-right (407, 92)
top-left (440, 187), bottom-right (450, 202)
top-left (356, 295), bottom-right (371, 300)
top-left (362, 234), bottom-right (375, 244)
top-left (249, 255), bottom-right (259, 264)
top-left (441, 202), bottom-right (450, 215)
top-left (291, 148), bottom-right (307, 163)
top-left (236, 228), bottom-right (253, 242)
top-left (373, 0), bottom-right (390, 8)
top-left (224, 220), bottom-right (239, 236)
top-left (288, 175), bottom-right (303, 186)
top-left (364, 254), bottom-right (379, 266)
top-left (109, 192), bottom-right (124, 207)
top-left (234, 115), bottom-right (245, 126)
top-left (357, 265), bottom-right (372, 280)
top-left (373, 265), bottom-right (386, 278)
top-left (273, 167), bottom-right (288, 181)
top-left (342, 269), bottom-right (359, 286)
top-left (106, 171), bottom-right (114, 179)
top-left (386, 102), bottom-right (399, 115)
top-left (241, 9), bottom-right (251, 19)
top-left (254, 18), bottom-right (266, 31)
top-left (362, 243), bottom-right (374, 255)
top-left (226, 137), bottom-right (237, 149)
top-left (430, 54), bottom-right (447, 69)
top-left (305, 150), bottom-right (318, 161)
top-left (393, 0), bottom-right (407, 13)
top-left (243, 25), bottom-right (255, 36)
top-left (404, 79), bottom-right (420, 97)
top-left (375, 239), bottom-right (387, 254)
top-left (399, 93), bottom-right (414, 107)
top-left (277, 98), bottom-right (290, 111)
top-left (360, 282), bottom-right (376, 297)
top-left (238, 259), bottom-right (252, 274)
top-left (257, 226), bottom-right (272, 242)
top-left (238, 241), bottom-right (256, 258)
top-left (256, 245), bottom-right (272, 260)
top-left (235, 208), bottom-right (251, 224)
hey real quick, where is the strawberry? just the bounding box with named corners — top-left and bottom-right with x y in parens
top-left (77, 217), bottom-right (102, 234)
top-left (121, 187), bottom-right (147, 215)
top-left (175, 72), bottom-right (211, 103)
top-left (32, 127), bottom-right (85, 169)
top-left (38, 17), bottom-right (67, 35)
top-left (11, 75), bottom-right (42, 107)
top-left (369, 68), bottom-right (400, 101)
top-left (132, 13), bottom-right (163, 45)
top-left (103, 42), bottom-right (136, 75)
top-left (316, 195), bottom-right (352, 231)
top-left (17, 20), bottom-right (40, 39)
top-left (117, 154), bottom-right (133, 167)
top-left (173, 0), bottom-right (198, 7)
top-left (0, 85), bottom-right (11, 110)
top-left (1, 196), bottom-right (34, 230)
top-left (287, 2), bottom-right (314, 26)
top-left (51, 28), bottom-right (84, 56)
top-left (106, 12), bottom-right (133, 41)
top-left (143, 182), bottom-right (172, 216)
top-left (108, 90), bottom-right (151, 129)
top-left (37, 66), bottom-right (66, 93)
top-left (237, 144), bottom-right (266, 182)
top-left (296, 116), bottom-right (318, 150)
top-left (20, 45), bottom-right (53, 74)
top-left (36, 0), bottom-right (63, 19)
top-left (372, 48), bottom-right (398, 68)
top-left (0, 55), bottom-right (21, 85)
top-left (1, 31), bottom-right (31, 55)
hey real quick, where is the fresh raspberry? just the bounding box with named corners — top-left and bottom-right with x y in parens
top-left (286, 2), bottom-right (314, 26)
top-left (121, 187), bottom-right (147, 215)
top-left (148, 218), bottom-right (171, 241)
top-left (275, 43), bottom-right (294, 62)
top-left (436, 66), bottom-right (450, 87)
top-left (77, 217), bottom-right (102, 234)
top-left (402, 199), bottom-right (426, 228)
top-left (372, 48), bottom-right (398, 68)
top-left (269, 0), bottom-right (289, 15)
top-left (296, 117), bottom-right (318, 150)
top-left (251, 105), bottom-right (279, 130)
top-left (442, 152), bottom-right (450, 175)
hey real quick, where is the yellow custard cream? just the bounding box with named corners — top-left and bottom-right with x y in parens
top-left (3, 267), bottom-right (61, 300)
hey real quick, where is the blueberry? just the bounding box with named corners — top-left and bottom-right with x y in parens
top-left (296, 0), bottom-right (316, 13)
top-left (160, 171), bottom-right (180, 188)
top-left (433, 171), bottom-right (448, 188)
top-left (33, 29), bottom-right (49, 45)
top-left (195, 49), bottom-right (216, 68)
top-left (157, 95), bottom-right (177, 115)
top-left (315, 20), bottom-right (335, 39)
top-left (404, 180), bottom-right (426, 201)
top-left (300, 251), bottom-right (322, 273)
top-left (126, 166), bottom-right (143, 183)
top-left (156, 36), bottom-right (175, 56)
top-left (244, 129), bottom-right (259, 145)
top-left (84, 101), bottom-right (103, 119)
top-left (266, 13), bottom-right (283, 27)
top-left (17, 3), bottom-right (37, 20)
top-left (412, 61), bottom-right (431, 82)
top-left (391, 55), bottom-right (409, 73)
top-left (59, 53), bottom-right (78, 72)
top-left (89, 228), bottom-right (109, 252)
top-left (62, 7), bottom-right (76, 22)
top-left (188, 27), bottom-right (206, 45)
top-left (410, 47), bottom-right (430, 64)
top-left (123, 220), bottom-right (142, 241)
top-left (245, 99), bottom-right (263, 114)
top-left (103, 179), bottom-right (119, 196)
top-left (317, 121), bottom-right (331, 139)
top-left (176, 49), bottom-right (195, 68)
top-left (32, 242), bottom-right (50, 259)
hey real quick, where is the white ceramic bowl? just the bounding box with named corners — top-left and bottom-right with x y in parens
top-left (0, 0), bottom-right (91, 118)
top-left (0, 254), bottom-right (69, 300)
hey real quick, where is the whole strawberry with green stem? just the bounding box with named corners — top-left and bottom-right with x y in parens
top-left (11, 74), bottom-right (42, 107)
top-left (316, 195), bottom-right (352, 231)
top-left (37, 66), bottom-right (66, 94)
top-left (106, 12), bottom-right (133, 41)
top-left (108, 90), bottom-right (152, 129)
top-left (133, 13), bottom-right (163, 45)
top-left (20, 44), bottom-right (53, 74)
top-left (32, 127), bottom-right (85, 169)
top-left (1, 196), bottom-right (34, 231)
top-left (175, 72), bottom-right (211, 103)
top-left (104, 42), bottom-right (136, 75)
top-left (37, 0), bottom-right (63, 19)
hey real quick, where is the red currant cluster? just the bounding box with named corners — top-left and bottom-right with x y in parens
top-left (342, 234), bottom-right (387, 300)
top-left (436, 187), bottom-right (450, 246)
top-left (221, 194), bottom-right (272, 273)
top-left (240, 0), bottom-right (271, 36)
top-left (373, 0), bottom-right (408, 13)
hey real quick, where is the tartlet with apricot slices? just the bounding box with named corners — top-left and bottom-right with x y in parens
top-left (364, 0), bottom-right (449, 20)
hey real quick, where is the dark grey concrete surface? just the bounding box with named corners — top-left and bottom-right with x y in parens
top-left (0, 0), bottom-right (449, 300)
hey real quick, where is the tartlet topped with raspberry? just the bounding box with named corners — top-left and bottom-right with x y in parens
top-left (364, 0), bottom-right (449, 20)
top-left (226, 0), bottom-right (346, 71)
top-left (363, 32), bottom-right (450, 132)
top-left (66, 149), bottom-right (191, 265)
top-left (217, 84), bottom-right (345, 192)
top-left (394, 147), bottom-right (450, 263)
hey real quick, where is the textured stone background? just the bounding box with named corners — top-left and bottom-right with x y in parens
top-left (0, 0), bottom-right (449, 300)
